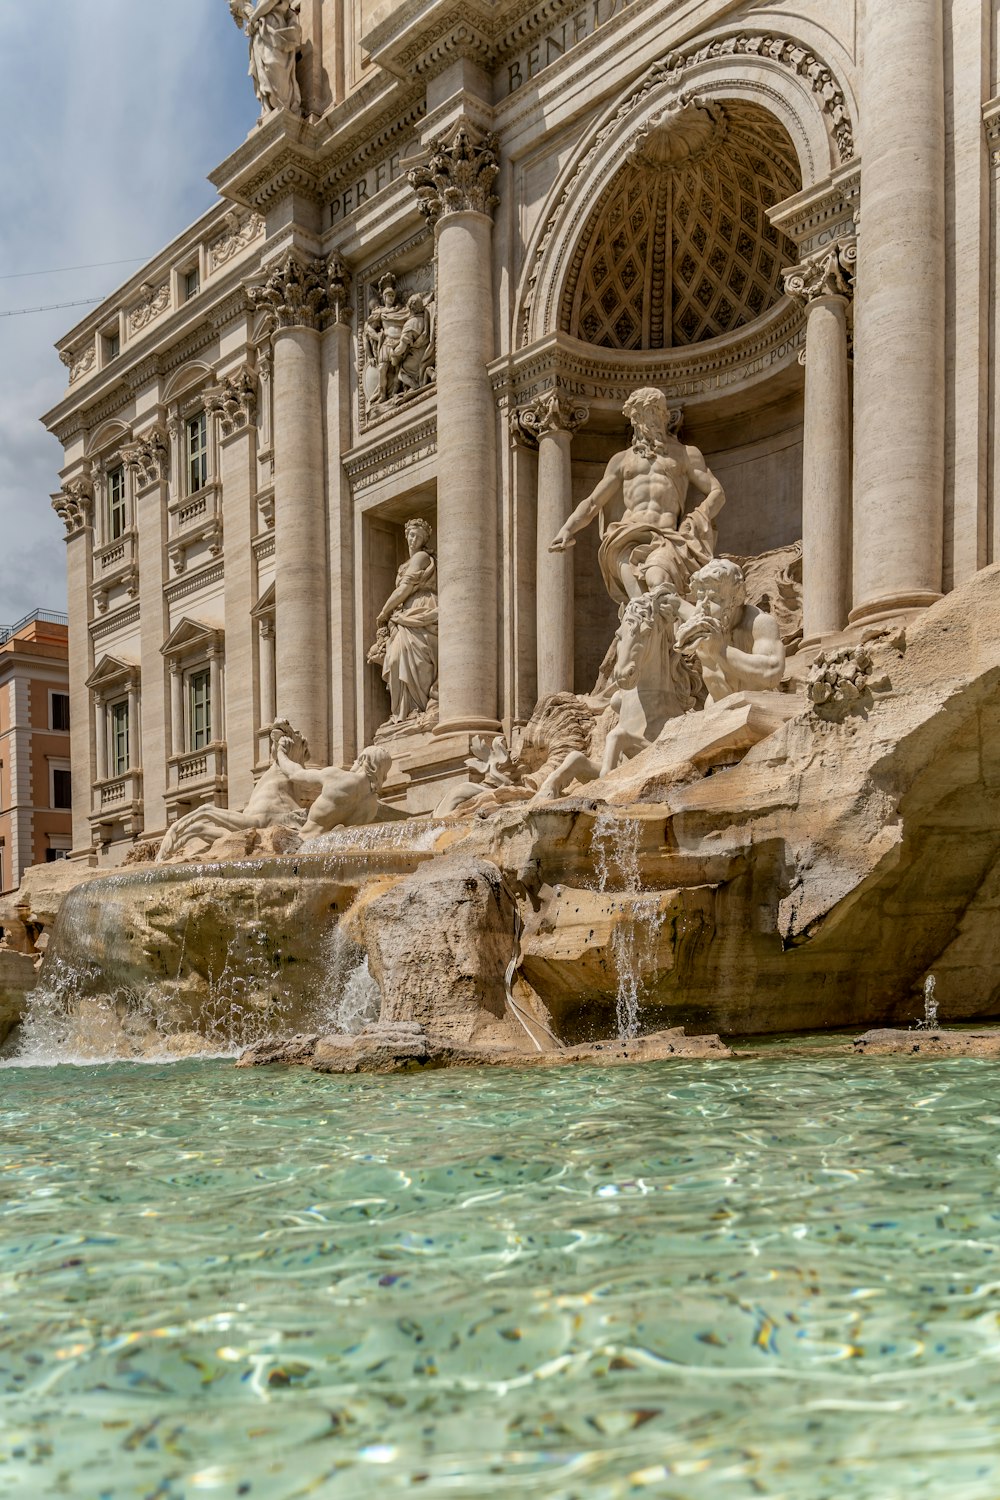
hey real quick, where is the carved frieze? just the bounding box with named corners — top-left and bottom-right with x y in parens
top-left (246, 251), bottom-right (352, 331)
top-left (407, 120), bottom-right (500, 222)
top-left (782, 238), bottom-right (857, 306)
top-left (60, 343), bottom-right (97, 385)
top-left (210, 209), bottom-right (265, 269)
top-left (128, 281), bottom-right (170, 335)
top-left (52, 475), bottom-right (94, 537)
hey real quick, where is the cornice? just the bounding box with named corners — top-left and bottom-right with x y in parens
top-left (364, 0), bottom-right (586, 79)
top-left (343, 413), bottom-right (438, 490)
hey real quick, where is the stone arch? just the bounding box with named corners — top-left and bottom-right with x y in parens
top-left (517, 32), bottom-right (856, 348)
top-left (85, 419), bottom-right (129, 460)
top-left (162, 359), bottom-right (216, 405)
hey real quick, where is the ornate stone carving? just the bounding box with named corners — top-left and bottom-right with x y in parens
top-left (211, 209), bottom-right (265, 269)
top-left (674, 559), bottom-right (786, 703)
top-left (52, 476), bottom-right (94, 536)
top-left (407, 120), bottom-right (500, 222)
top-left (626, 93), bottom-right (727, 171)
top-left (128, 281), bottom-right (170, 335)
top-left (549, 387), bottom-right (723, 607)
top-left (246, 251), bottom-right (351, 331)
top-left (782, 238), bottom-right (857, 306)
top-left (661, 34), bottom-right (855, 163)
top-left (229, 0), bottom-right (303, 117)
top-left (512, 387), bottom-right (589, 446)
top-left (361, 272), bottom-right (435, 415)
top-left (60, 344), bottom-right (96, 385)
top-left (367, 518), bottom-right (439, 734)
top-left (206, 367), bottom-right (258, 437)
top-left (807, 644), bottom-right (875, 722)
top-left (121, 427), bottom-right (169, 486)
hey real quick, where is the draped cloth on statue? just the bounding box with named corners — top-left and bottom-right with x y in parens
top-left (598, 499), bottom-right (718, 607)
top-left (382, 561), bottom-right (438, 721)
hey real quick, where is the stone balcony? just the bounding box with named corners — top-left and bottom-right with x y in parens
top-left (91, 528), bottom-right (138, 614)
top-left (165, 743), bottom-right (228, 817)
top-left (167, 483), bottom-right (223, 576)
top-left (90, 771), bottom-right (144, 842)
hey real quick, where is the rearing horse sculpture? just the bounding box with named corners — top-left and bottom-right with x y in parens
top-left (532, 587), bottom-right (700, 799)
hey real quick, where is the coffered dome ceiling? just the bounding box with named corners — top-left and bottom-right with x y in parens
top-left (562, 100), bottom-right (801, 349)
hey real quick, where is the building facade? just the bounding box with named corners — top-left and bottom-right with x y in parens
top-left (0, 612), bottom-right (72, 892)
top-left (42, 0), bottom-right (998, 862)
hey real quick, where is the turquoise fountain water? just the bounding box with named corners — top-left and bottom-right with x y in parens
top-left (2, 1055), bottom-right (1000, 1497)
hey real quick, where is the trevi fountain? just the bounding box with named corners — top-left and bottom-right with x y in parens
top-left (3, 0), bottom-right (1000, 1494)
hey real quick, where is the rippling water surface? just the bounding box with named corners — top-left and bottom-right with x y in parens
top-left (2, 1057), bottom-right (1000, 1498)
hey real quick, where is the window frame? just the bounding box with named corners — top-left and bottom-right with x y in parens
top-left (188, 667), bottom-right (212, 752)
top-left (186, 410), bottom-right (208, 495)
top-left (109, 698), bottom-right (130, 777)
top-left (50, 763), bottom-right (72, 810)
top-left (49, 691), bottom-right (70, 732)
top-left (107, 463), bottom-right (127, 541)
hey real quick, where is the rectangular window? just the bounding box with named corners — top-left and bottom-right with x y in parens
top-left (108, 465), bottom-right (127, 540)
top-left (104, 330), bottom-right (120, 362)
top-left (110, 700), bottom-right (130, 777)
top-left (45, 848), bottom-right (68, 864)
top-left (52, 769), bottom-right (72, 809)
top-left (189, 669), bottom-right (211, 750)
top-left (184, 267), bottom-right (200, 301)
top-left (187, 411), bottom-right (208, 494)
top-left (51, 693), bottom-right (70, 731)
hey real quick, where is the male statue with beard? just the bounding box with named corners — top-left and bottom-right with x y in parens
top-left (549, 387), bottom-right (726, 606)
top-left (675, 558), bottom-right (785, 703)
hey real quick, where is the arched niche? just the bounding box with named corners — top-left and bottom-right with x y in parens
top-left (162, 360), bottom-right (216, 406)
top-left (517, 36), bottom-right (855, 348)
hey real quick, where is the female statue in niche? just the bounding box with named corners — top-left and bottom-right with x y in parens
top-left (368, 518), bottom-right (438, 728)
top-left (229, 0), bottom-right (303, 116)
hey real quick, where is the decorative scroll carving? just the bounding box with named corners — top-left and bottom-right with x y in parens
top-left (407, 120), bottom-right (500, 222)
top-left (52, 476), bottom-right (94, 537)
top-left (246, 251), bottom-right (352, 331)
top-left (206, 367), bottom-right (258, 437)
top-left (128, 281), bottom-right (170, 335)
top-left (120, 427), bottom-right (169, 487)
top-left (60, 344), bottom-right (97, 385)
top-left (782, 238), bottom-right (857, 306)
top-left (210, 209), bottom-right (265, 269)
top-left (626, 93), bottom-right (727, 171)
top-left (513, 387), bottom-right (589, 446)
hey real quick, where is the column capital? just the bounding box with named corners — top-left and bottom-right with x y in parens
top-left (52, 475), bottom-right (94, 537)
top-left (407, 119), bottom-right (500, 223)
top-left (205, 366), bottom-right (258, 438)
top-left (512, 387), bottom-right (589, 447)
top-left (246, 250), bottom-right (353, 332)
top-left (120, 425), bottom-right (169, 486)
top-left (782, 237), bottom-right (857, 308)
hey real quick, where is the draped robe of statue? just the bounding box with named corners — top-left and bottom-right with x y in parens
top-left (380, 553), bottom-right (438, 722)
top-left (246, 0), bottom-right (302, 114)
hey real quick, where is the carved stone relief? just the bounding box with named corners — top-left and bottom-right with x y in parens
top-left (60, 344), bottom-right (96, 385)
top-left (360, 265), bottom-right (436, 421)
top-left (210, 209), bottom-right (265, 269)
top-left (246, 251), bottom-right (351, 332)
top-left (407, 120), bottom-right (500, 222)
top-left (52, 476), bottom-right (94, 537)
top-left (128, 282), bottom-right (170, 335)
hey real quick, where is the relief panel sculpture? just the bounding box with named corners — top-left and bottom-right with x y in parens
top-left (361, 272), bottom-right (436, 419)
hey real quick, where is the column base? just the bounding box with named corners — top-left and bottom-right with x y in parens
top-left (433, 716), bottom-right (502, 737)
top-left (848, 591), bottom-right (942, 628)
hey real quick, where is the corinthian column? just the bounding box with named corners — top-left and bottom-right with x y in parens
top-left (408, 122), bottom-right (500, 733)
top-left (515, 389), bottom-right (589, 696)
top-left (851, 0), bottom-right (945, 624)
top-left (321, 256), bottom-right (356, 765)
top-left (248, 252), bottom-right (338, 762)
top-left (52, 478), bottom-right (95, 853)
top-left (783, 240), bottom-right (855, 642)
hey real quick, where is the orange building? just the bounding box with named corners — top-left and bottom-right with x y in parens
top-left (0, 611), bottom-right (72, 894)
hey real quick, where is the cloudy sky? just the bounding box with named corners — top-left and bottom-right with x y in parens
top-left (0, 2), bottom-right (259, 627)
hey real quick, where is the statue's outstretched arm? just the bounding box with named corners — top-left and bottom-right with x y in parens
top-left (550, 453), bottom-right (624, 551)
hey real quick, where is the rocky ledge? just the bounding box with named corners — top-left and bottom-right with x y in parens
top-left (236, 1020), bottom-right (732, 1072)
top-left (854, 1027), bottom-right (1000, 1057)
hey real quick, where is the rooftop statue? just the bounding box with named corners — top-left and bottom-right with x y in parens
top-left (367, 518), bottom-right (439, 731)
top-left (674, 559), bottom-right (785, 701)
top-left (549, 387), bottom-right (726, 606)
top-left (229, 0), bottom-right (303, 116)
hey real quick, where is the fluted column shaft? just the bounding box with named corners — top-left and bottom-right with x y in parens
top-left (784, 243), bottom-right (855, 640)
top-left (211, 369), bottom-right (258, 806)
top-left (409, 122), bottom-right (501, 733)
top-left (170, 663), bottom-right (184, 757)
top-left (323, 313), bottom-right (356, 764)
top-left (851, 0), bottom-right (945, 622)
